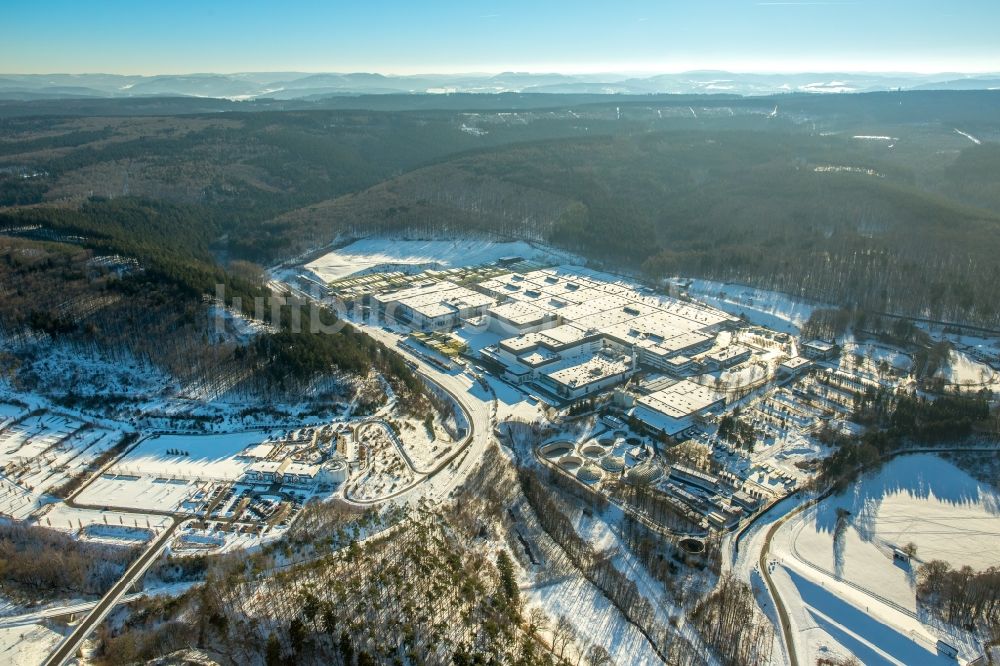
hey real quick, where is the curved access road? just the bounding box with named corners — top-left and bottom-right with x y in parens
top-left (757, 501), bottom-right (809, 666)
top-left (341, 327), bottom-right (493, 506)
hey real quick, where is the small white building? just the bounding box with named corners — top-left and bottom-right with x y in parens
top-left (701, 344), bottom-right (752, 371)
top-left (778, 356), bottom-right (812, 378)
top-left (801, 339), bottom-right (839, 361)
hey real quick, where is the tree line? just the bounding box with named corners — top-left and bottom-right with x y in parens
top-left (918, 561), bottom-right (1000, 636)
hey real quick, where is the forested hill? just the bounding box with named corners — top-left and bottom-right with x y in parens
top-left (273, 127), bottom-right (1000, 328)
top-left (1, 91), bottom-right (1000, 330)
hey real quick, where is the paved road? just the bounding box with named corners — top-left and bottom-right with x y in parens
top-left (339, 326), bottom-right (493, 506)
top-left (758, 502), bottom-right (806, 666)
top-left (747, 444), bottom-right (999, 666)
top-left (43, 519), bottom-right (181, 666)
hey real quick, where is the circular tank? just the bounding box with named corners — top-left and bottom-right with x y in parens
top-left (626, 462), bottom-right (663, 484)
top-left (559, 455), bottom-right (583, 471)
top-left (540, 441), bottom-right (574, 458)
top-left (679, 537), bottom-right (705, 554)
top-left (600, 455), bottom-right (626, 473)
top-left (577, 463), bottom-right (604, 483)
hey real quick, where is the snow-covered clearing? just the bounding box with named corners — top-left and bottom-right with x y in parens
top-left (0, 414), bottom-right (121, 519)
top-left (105, 431), bottom-right (274, 481)
top-left (939, 349), bottom-right (997, 388)
top-left (524, 574), bottom-right (664, 665)
top-left (208, 305), bottom-right (275, 343)
top-left (676, 278), bottom-right (819, 334)
top-left (75, 430), bottom-right (272, 511)
top-left (76, 474), bottom-right (205, 513)
top-left (304, 238), bottom-right (570, 282)
top-left (40, 503), bottom-right (172, 536)
top-left (840, 338), bottom-right (912, 375)
top-left (791, 454), bottom-right (1000, 572)
top-left (0, 414), bottom-right (83, 462)
top-left (769, 563), bottom-right (956, 666)
top-left (768, 454), bottom-right (998, 664)
top-left (6, 343), bottom-right (172, 409)
top-left (0, 621), bottom-right (63, 666)
top-left (392, 417), bottom-right (455, 472)
top-left (0, 403), bottom-right (24, 428)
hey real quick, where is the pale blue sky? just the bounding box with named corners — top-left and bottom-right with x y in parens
top-left (2, 0), bottom-right (998, 74)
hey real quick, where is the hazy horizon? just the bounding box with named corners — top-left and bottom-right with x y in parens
top-left (3, 68), bottom-right (1000, 77)
top-left (4, 0), bottom-right (999, 75)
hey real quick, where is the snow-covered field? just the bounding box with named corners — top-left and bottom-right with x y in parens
top-left (75, 431), bottom-right (273, 511)
top-left (0, 622), bottom-right (63, 666)
top-left (0, 403), bottom-right (24, 428)
top-left (41, 503), bottom-right (172, 535)
top-left (393, 417), bottom-right (455, 472)
top-left (76, 474), bottom-right (204, 513)
top-left (768, 564), bottom-right (957, 666)
top-left (940, 349), bottom-right (997, 388)
top-left (676, 278), bottom-right (819, 334)
top-left (0, 414), bottom-right (121, 519)
top-left (525, 575), bottom-right (664, 665)
top-left (304, 238), bottom-right (571, 282)
top-left (105, 431), bottom-right (275, 481)
top-left (0, 414), bottom-right (83, 463)
top-left (793, 454), bottom-right (1000, 572)
top-left (841, 339), bottom-right (912, 373)
top-left (769, 454), bottom-right (998, 665)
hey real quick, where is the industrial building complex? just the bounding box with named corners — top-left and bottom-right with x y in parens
top-left (365, 266), bottom-right (751, 438)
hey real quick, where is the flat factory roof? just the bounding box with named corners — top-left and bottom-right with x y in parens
top-left (543, 353), bottom-right (633, 389)
top-left (636, 380), bottom-right (721, 419)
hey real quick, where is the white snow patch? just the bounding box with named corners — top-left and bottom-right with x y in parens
top-left (953, 128), bottom-right (981, 145)
top-left (852, 135), bottom-right (899, 141)
top-left (304, 239), bottom-right (568, 282)
top-left (767, 454), bottom-right (998, 664)
top-left (676, 278), bottom-right (820, 334)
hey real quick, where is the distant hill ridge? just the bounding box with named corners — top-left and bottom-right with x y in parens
top-left (2, 70), bottom-right (1000, 100)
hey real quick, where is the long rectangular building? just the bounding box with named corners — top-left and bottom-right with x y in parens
top-left (374, 280), bottom-right (494, 330)
top-left (476, 267), bottom-right (737, 400)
